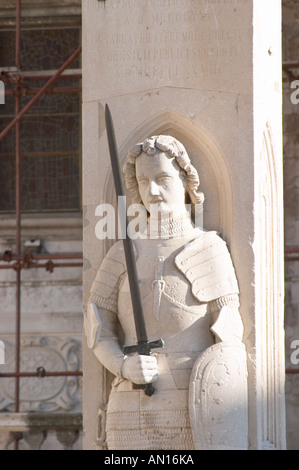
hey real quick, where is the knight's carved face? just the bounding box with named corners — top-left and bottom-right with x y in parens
top-left (135, 150), bottom-right (187, 217)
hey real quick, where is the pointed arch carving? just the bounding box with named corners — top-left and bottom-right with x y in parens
top-left (103, 109), bottom-right (234, 243)
top-left (255, 122), bottom-right (285, 449)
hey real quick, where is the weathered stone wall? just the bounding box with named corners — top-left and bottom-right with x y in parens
top-left (0, 413), bottom-right (82, 450)
top-left (0, 216), bottom-right (83, 450)
top-left (282, 0), bottom-right (299, 451)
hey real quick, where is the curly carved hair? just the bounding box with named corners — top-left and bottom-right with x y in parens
top-left (123, 135), bottom-right (205, 206)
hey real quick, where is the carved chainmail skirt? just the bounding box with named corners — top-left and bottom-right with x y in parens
top-left (106, 385), bottom-right (194, 450)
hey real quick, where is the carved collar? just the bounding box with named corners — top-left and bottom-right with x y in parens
top-left (148, 212), bottom-right (195, 239)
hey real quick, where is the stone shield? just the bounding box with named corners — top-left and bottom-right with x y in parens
top-left (189, 341), bottom-right (248, 450)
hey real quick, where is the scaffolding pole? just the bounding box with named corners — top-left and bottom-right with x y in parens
top-left (0, 1), bottom-right (83, 450)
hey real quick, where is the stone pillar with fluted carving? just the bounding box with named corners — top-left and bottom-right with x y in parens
top-left (0, 341), bottom-right (4, 365)
top-left (82, 0), bottom-right (286, 450)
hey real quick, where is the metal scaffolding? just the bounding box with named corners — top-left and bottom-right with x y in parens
top-left (0, 0), bottom-right (82, 450)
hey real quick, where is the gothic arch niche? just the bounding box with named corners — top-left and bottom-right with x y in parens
top-left (255, 122), bottom-right (285, 449)
top-left (104, 110), bottom-right (234, 244)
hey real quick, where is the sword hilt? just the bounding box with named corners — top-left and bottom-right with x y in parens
top-left (122, 339), bottom-right (164, 396)
top-left (122, 339), bottom-right (164, 356)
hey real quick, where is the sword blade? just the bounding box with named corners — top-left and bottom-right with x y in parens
top-left (105, 104), bottom-right (148, 344)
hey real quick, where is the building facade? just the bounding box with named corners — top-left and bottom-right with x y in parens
top-left (0, 0), bottom-right (83, 450)
top-left (0, 0), bottom-right (298, 450)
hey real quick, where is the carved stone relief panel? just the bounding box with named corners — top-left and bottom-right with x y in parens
top-left (0, 336), bottom-right (81, 412)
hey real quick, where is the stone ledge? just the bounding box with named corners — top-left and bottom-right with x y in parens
top-left (0, 412), bottom-right (82, 432)
top-left (0, 1), bottom-right (82, 20)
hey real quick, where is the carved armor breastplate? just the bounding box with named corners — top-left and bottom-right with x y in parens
top-left (117, 234), bottom-right (214, 391)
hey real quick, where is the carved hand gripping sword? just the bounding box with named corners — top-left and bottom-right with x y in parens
top-left (105, 104), bottom-right (164, 397)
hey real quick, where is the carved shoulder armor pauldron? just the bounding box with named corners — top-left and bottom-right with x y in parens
top-left (175, 231), bottom-right (239, 303)
top-left (89, 241), bottom-right (126, 314)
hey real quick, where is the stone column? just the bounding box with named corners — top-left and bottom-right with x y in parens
top-left (82, 0), bottom-right (286, 450)
top-left (0, 341), bottom-right (4, 364)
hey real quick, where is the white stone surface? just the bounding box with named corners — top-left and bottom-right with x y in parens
top-left (0, 341), bottom-right (4, 365)
top-left (190, 342), bottom-right (248, 450)
top-left (82, 0), bottom-right (285, 450)
top-left (84, 136), bottom-right (247, 449)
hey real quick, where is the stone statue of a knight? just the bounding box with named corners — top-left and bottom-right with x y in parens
top-left (84, 135), bottom-right (248, 450)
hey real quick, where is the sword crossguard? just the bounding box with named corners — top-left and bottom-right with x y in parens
top-left (122, 339), bottom-right (164, 356)
top-left (122, 339), bottom-right (165, 396)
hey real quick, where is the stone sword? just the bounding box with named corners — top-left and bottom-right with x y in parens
top-left (105, 104), bottom-right (164, 397)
